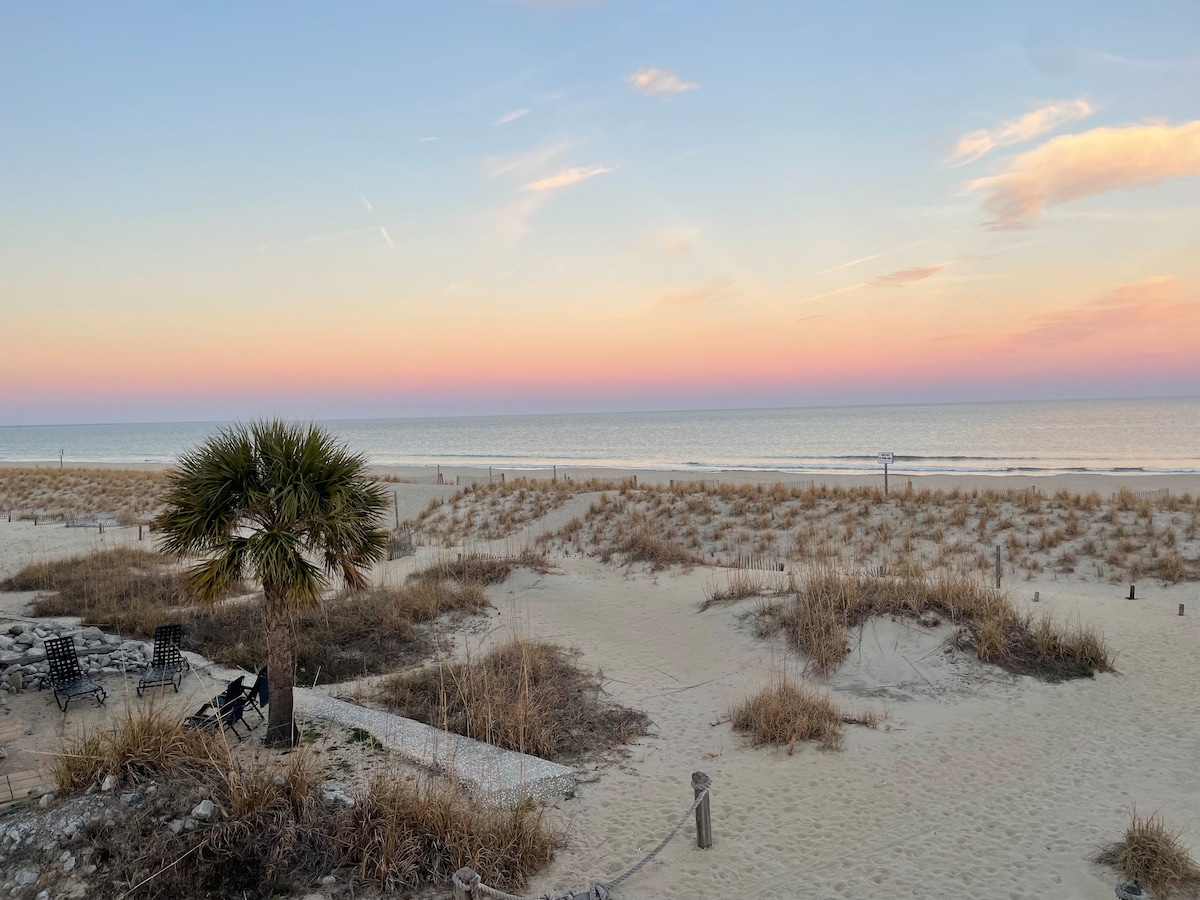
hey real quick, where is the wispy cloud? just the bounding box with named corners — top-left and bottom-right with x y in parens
top-left (800, 260), bottom-right (951, 304)
top-left (949, 100), bottom-right (1094, 165)
top-left (418, 136), bottom-right (439, 142)
top-left (495, 108), bottom-right (530, 125)
top-left (360, 195), bottom-right (373, 212)
top-left (651, 279), bottom-right (731, 311)
top-left (1016, 277), bottom-right (1198, 344)
top-left (486, 141), bottom-right (574, 179)
top-left (522, 165), bottom-right (614, 191)
top-left (864, 264), bottom-right (945, 287)
top-left (818, 238), bottom-right (934, 275)
top-left (967, 121), bottom-right (1200, 229)
top-left (303, 224), bottom-right (407, 245)
top-left (628, 66), bottom-right (700, 97)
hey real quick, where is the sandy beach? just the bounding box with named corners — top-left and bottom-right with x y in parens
top-left (1, 465), bottom-right (1197, 899)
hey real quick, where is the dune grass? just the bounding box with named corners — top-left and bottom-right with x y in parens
top-left (53, 706), bottom-right (556, 898)
top-left (379, 638), bottom-right (651, 761)
top-left (1097, 812), bottom-right (1200, 899)
top-left (3, 547), bottom-right (183, 635)
top-left (731, 677), bottom-right (881, 753)
top-left (753, 565), bottom-right (1111, 681)
top-left (5, 547), bottom-right (492, 683)
top-left (0, 466), bottom-right (166, 524)
top-left (409, 550), bottom-right (551, 586)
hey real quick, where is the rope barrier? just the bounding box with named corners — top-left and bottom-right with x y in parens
top-left (452, 775), bottom-right (712, 900)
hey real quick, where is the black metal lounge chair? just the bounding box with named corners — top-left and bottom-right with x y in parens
top-left (136, 624), bottom-right (188, 696)
top-left (44, 637), bottom-right (106, 712)
top-left (241, 667), bottom-right (268, 726)
top-left (183, 678), bottom-right (249, 741)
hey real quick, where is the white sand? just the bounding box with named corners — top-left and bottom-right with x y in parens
top-left (3, 469), bottom-right (1199, 899)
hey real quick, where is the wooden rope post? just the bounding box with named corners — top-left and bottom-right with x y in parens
top-left (995, 545), bottom-right (1001, 589)
top-left (138, 525), bottom-right (143, 541)
top-left (692, 771), bottom-right (712, 849)
top-left (1127, 584), bottom-right (1136, 600)
top-left (1180, 604), bottom-right (1185, 617)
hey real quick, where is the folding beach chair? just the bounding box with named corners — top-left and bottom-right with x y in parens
top-left (136, 624), bottom-right (188, 696)
top-left (44, 637), bottom-right (107, 712)
top-left (183, 678), bottom-right (249, 741)
top-left (241, 667), bottom-right (268, 727)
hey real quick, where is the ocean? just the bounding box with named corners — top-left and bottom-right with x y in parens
top-left (1, 397), bottom-right (1197, 476)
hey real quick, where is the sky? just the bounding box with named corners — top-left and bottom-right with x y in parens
top-left (2, 1), bottom-right (1199, 426)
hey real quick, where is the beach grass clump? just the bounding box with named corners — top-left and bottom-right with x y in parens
top-left (337, 776), bottom-right (559, 893)
top-left (187, 580), bottom-right (489, 683)
top-left (53, 704), bottom-right (228, 794)
top-left (700, 568), bottom-right (794, 611)
top-left (1096, 811), bottom-right (1200, 899)
top-left (731, 677), bottom-right (880, 753)
top-left (753, 565), bottom-right (1112, 681)
top-left (379, 638), bottom-right (651, 761)
top-left (52, 706), bottom-right (556, 898)
top-left (410, 550), bottom-right (550, 586)
top-left (4, 547), bottom-right (184, 635)
top-left (618, 527), bottom-right (702, 570)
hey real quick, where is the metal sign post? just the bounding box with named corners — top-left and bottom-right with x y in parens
top-left (877, 452), bottom-right (894, 495)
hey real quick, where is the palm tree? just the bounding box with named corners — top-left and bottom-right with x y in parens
top-left (155, 420), bottom-right (389, 746)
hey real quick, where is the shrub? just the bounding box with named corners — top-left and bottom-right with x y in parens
top-left (618, 528), bottom-right (702, 570)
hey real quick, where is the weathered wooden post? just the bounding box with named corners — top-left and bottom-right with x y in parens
top-left (453, 866), bottom-right (478, 899)
top-left (500, 473), bottom-right (505, 485)
top-left (632, 474), bottom-right (637, 488)
top-left (489, 466), bottom-right (493, 484)
top-left (553, 465), bottom-right (557, 483)
top-left (1033, 591), bottom-right (1040, 602)
top-left (692, 771), bottom-right (712, 849)
top-left (393, 492), bottom-right (399, 528)
top-left (138, 525), bottom-right (143, 541)
top-left (1128, 584), bottom-right (1136, 600)
top-left (995, 546), bottom-right (1001, 589)
top-left (437, 464), bottom-right (442, 485)
top-left (1180, 604), bottom-right (1185, 616)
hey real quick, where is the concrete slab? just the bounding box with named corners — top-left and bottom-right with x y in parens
top-left (295, 690), bottom-right (576, 805)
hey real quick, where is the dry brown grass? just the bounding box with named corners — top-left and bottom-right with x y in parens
top-left (6, 548), bottom-right (491, 683)
top-left (700, 568), bottom-right (794, 611)
top-left (731, 677), bottom-right (880, 753)
top-left (3, 547), bottom-right (184, 634)
top-left (614, 527), bottom-right (702, 570)
top-left (53, 704), bottom-right (229, 794)
top-left (54, 706), bottom-right (555, 898)
top-left (0, 466), bottom-right (166, 524)
top-left (379, 638), bottom-right (651, 761)
top-left (410, 550), bottom-right (551, 586)
top-left (337, 776), bottom-right (558, 893)
top-left (754, 565), bottom-right (1111, 681)
top-left (188, 580), bottom-right (490, 684)
top-left (1097, 811), bottom-right (1200, 899)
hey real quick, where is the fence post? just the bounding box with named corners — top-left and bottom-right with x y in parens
top-left (394, 491), bottom-right (399, 529)
top-left (692, 771), bottom-right (712, 849)
top-left (994, 546), bottom-right (1001, 589)
top-left (1180, 604), bottom-right (1185, 617)
top-left (453, 866), bottom-right (478, 900)
top-left (437, 465), bottom-right (442, 485)
top-left (138, 525), bottom-right (143, 541)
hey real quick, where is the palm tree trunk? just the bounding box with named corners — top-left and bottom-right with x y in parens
top-left (263, 583), bottom-right (297, 747)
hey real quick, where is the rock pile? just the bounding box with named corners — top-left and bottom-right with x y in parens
top-left (0, 622), bottom-right (150, 696)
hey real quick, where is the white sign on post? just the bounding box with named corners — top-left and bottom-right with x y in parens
top-left (877, 452), bottom-right (894, 465)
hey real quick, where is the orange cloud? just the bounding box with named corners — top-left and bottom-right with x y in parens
top-left (949, 100), bottom-right (1093, 165)
top-left (522, 165), bottom-right (614, 191)
top-left (967, 121), bottom-right (1200, 228)
top-left (1016, 276), bottom-right (1199, 344)
top-left (864, 265), bottom-right (944, 287)
top-left (652, 279), bottom-right (731, 311)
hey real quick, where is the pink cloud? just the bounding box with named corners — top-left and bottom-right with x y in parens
top-left (967, 121), bottom-right (1200, 229)
top-left (1017, 276), bottom-right (1199, 344)
top-left (864, 264), bottom-right (944, 287)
